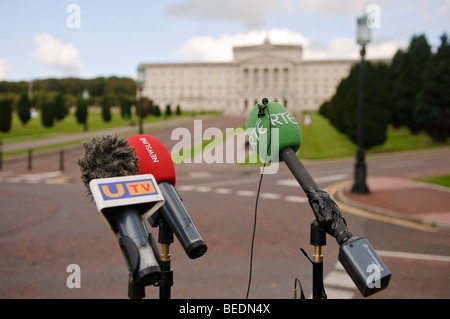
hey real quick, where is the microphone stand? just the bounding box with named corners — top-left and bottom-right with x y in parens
top-left (156, 215), bottom-right (174, 299)
top-left (127, 211), bottom-right (174, 299)
top-left (310, 220), bottom-right (326, 299)
top-left (147, 210), bottom-right (174, 299)
top-left (126, 231), bottom-right (161, 299)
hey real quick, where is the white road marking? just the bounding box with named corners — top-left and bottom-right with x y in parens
top-left (276, 174), bottom-right (349, 187)
top-left (2, 171), bottom-right (63, 184)
top-left (236, 190), bottom-right (256, 197)
top-left (215, 188), bottom-right (232, 194)
top-left (307, 261), bottom-right (356, 299)
top-left (323, 269), bottom-right (356, 290)
top-left (284, 196), bottom-right (308, 203)
top-left (195, 186), bottom-right (212, 192)
top-left (260, 193), bottom-right (282, 200)
top-left (178, 176), bottom-right (312, 204)
top-left (376, 250), bottom-right (450, 262)
top-left (178, 185), bottom-right (195, 191)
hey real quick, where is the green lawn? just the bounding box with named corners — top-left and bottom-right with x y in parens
top-left (0, 109), bottom-right (185, 145)
top-left (0, 109), bottom-right (220, 157)
top-left (2, 109), bottom-right (449, 161)
top-left (298, 112), bottom-right (356, 160)
top-left (240, 111), bottom-right (449, 164)
top-left (417, 174), bottom-right (450, 188)
top-left (297, 112), bottom-right (450, 160)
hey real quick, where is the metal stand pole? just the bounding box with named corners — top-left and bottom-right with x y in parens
top-left (157, 216), bottom-right (173, 299)
top-left (138, 86), bottom-right (143, 135)
top-left (352, 46), bottom-right (370, 194)
top-left (59, 150), bottom-right (64, 171)
top-left (310, 220), bottom-right (326, 299)
top-left (28, 148), bottom-right (32, 171)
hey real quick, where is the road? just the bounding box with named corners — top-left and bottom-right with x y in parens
top-left (0, 117), bottom-right (449, 299)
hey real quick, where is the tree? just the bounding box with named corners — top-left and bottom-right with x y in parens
top-left (363, 62), bottom-right (391, 147)
top-left (320, 61), bottom-right (391, 149)
top-left (318, 101), bottom-right (329, 118)
top-left (75, 96), bottom-right (88, 131)
top-left (16, 92), bottom-right (31, 125)
top-left (326, 68), bottom-right (357, 137)
top-left (119, 95), bottom-right (132, 119)
top-left (175, 104), bottom-right (181, 115)
top-left (388, 49), bottom-right (406, 128)
top-left (141, 97), bottom-right (153, 117)
top-left (413, 33), bottom-right (450, 142)
top-left (101, 95), bottom-right (112, 122)
top-left (0, 97), bottom-right (13, 132)
top-left (152, 104), bottom-right (161, 117)
top-left (41, 96), bottom-right (54, 128)
top-left (87, 77), bottom-right (105, 97)
top-left (165, 104), bottom-right (172, 117)
top-left (53, 92), bottom-right (67, 121)
top-left (390, 34), bottom-right (432, 134)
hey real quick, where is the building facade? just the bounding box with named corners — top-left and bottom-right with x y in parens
top-left (139, 38), bottom-right (357, 115)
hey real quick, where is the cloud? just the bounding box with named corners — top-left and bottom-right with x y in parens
top-left (305, 37), bottom-right (399, 60)
top-left (174, 28), bottom-right (309, 61)
top-left (31, 33), bottom-right (83, 73)
top-left (174, 28), bottom-right (397, 61)
top-left (165, 0), bottom-right (289, 29)
top-left (298, 0), bottom-right (365, 16)
top-left (0, 59), bottom-right (13, 81)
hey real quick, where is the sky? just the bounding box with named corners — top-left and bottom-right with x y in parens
top-left (0, 0), bottom-right (448, 82)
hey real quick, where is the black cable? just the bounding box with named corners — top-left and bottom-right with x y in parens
top-left (245, 163), bottom-right (266, 299)
top-left (246, 99), bottom-right (271, 299)
top-left (294, 277), bottom-right (306, 299)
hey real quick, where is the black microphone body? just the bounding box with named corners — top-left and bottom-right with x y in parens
top-left (78, 135), bottom-right (163, 289)
top-left (149, 182), bottom-right (207, 259)
top-left (113, 206), bottom-right (161, 286)
top-left (280, 147), bottom-right (318, 189)
top-left (280, 146), bottom-right (391, 296)
top-left (127, 134), bottom-right (208, 260)
top-left (280, 146), bottom-right (352, 243)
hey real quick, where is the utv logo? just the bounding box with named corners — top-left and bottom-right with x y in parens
top-left (99, 179), bottom-right (158, 200)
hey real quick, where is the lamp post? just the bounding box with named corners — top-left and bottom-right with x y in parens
top-left (82, 89), bottom-right (90, 132)
top-left (352, 15), bottom-right (371, 194)
top-left (136, 64), bottom-right (145, 134)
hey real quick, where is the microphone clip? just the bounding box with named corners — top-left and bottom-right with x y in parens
top-left (257, 98), bottom-right (269, 118)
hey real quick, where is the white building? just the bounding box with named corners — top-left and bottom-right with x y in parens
top-left (138, 37), bottom-right (357, 115)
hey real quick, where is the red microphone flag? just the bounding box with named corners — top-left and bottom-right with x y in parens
top-left (127, 134), bottom-right (176, 186)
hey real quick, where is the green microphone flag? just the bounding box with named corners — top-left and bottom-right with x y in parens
top-left (246, 100), bottom-right (301, 163)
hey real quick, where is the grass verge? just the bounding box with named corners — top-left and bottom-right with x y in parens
top-left (417, 174), bottom-right (450, 188)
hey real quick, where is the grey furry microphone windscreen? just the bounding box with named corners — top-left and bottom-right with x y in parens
top-left (77, 134), bottom-right (139, 196)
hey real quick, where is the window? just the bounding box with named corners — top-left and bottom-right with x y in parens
top-left (273, 68), bottom-right (279, 88)
top-left (283, 68), bottom-right (289, 88)
top-left (263, 68), bottom-right (269, 88)
top-left (253, 69), bottom-right (259, 88)
top-left (243, 68), bottom-right (249, 89)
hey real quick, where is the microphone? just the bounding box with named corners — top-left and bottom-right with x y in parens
top-left (127, 134), bottom-right (207, 259)
top-left (246, 100), bottom-right (391, 297)
top-left (78, 135), bottom-right (163, 288)
top-left (246, 98), bottom-right (301, 163)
